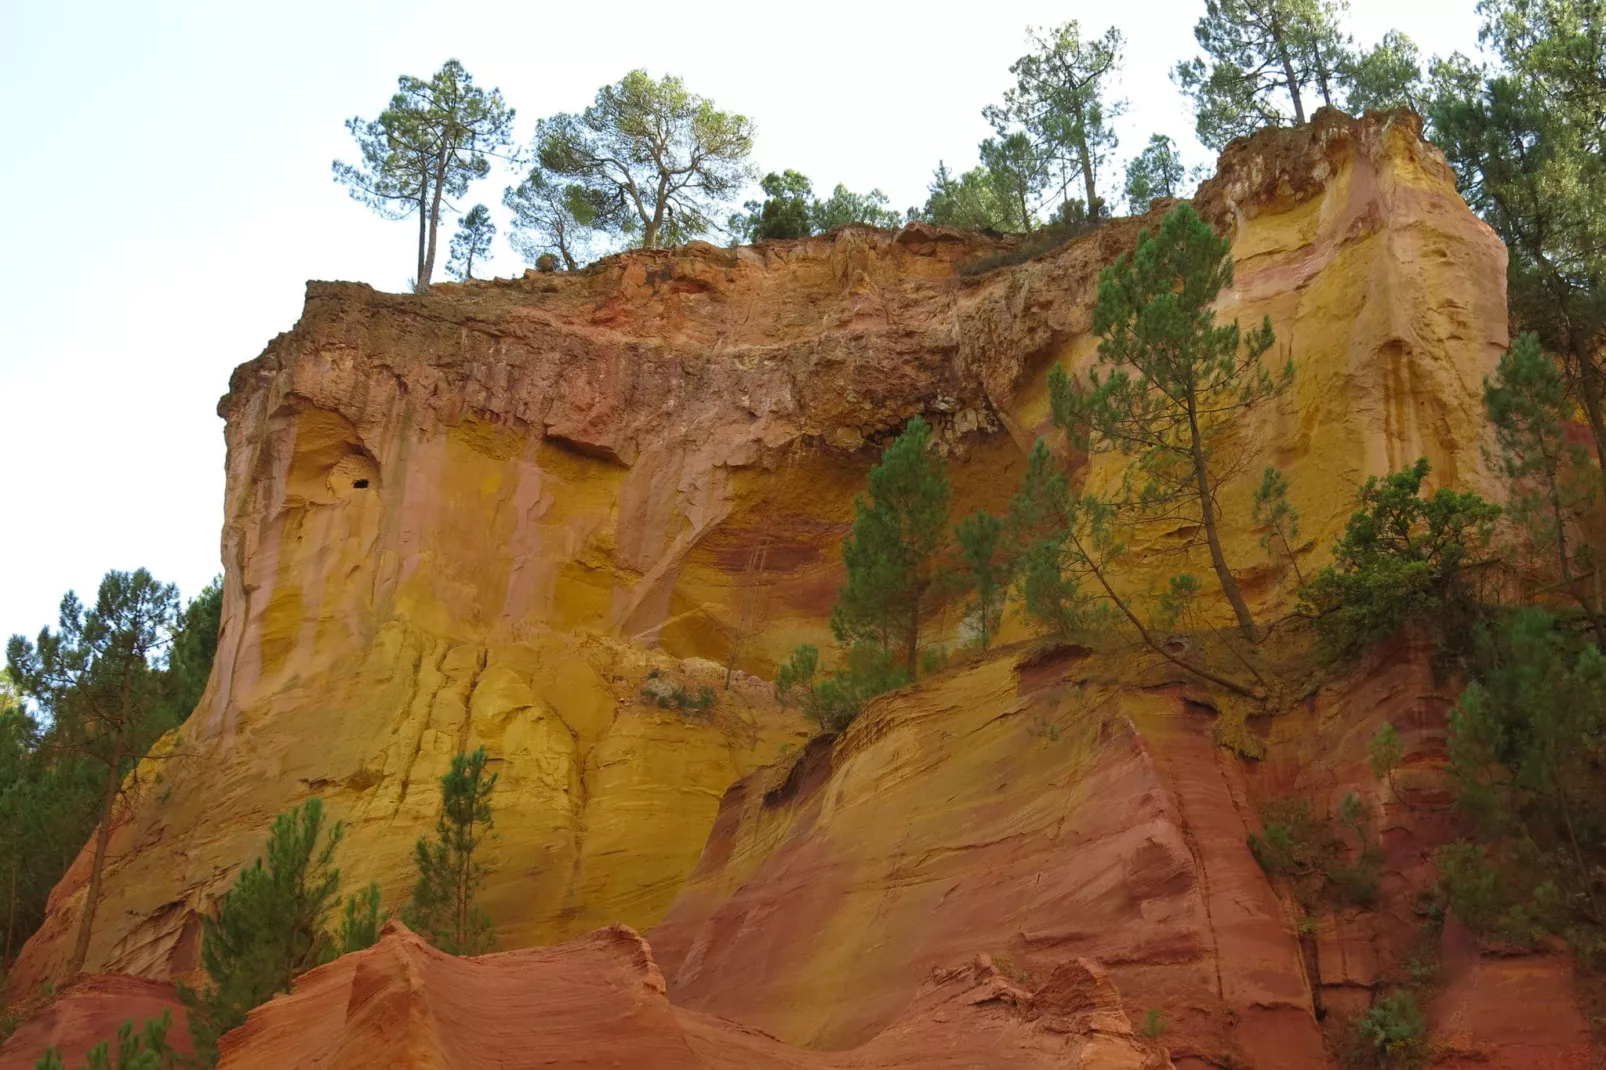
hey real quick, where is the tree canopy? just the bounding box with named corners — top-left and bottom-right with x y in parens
top-left (446, 204), bottom-right (495, 281)
top-left (535, 70), bottom-right (755, 249)
top-left (333, 59), bottom-right (514, 291)
top-left (1173, 0), bottom-right (1350, 150)
top-left (984, 21), bottom-right (1125, 221)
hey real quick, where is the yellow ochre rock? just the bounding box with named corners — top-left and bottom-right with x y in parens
top-left (9, 108), bottom-right (1507, 997)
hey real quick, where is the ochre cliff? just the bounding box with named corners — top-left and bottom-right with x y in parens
top-left (8, 109), bottom-right (1582, 1068)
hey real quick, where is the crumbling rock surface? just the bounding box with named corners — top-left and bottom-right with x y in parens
top-left (8, 109), bottom-right (1571, 1070)
top-left (212, 921), bottom-right (1169, 1069)
top-left (0, 975), bottom-right (188, 1070)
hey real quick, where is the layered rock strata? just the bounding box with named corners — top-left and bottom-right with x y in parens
top-left (6, 108), bottom-right (1546, 1068)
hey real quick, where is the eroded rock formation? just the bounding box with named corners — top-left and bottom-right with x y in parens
top-left (7, 109), bottom-right (1587, 1069)
top-left (211, 921), bottom-right (1170, 1069)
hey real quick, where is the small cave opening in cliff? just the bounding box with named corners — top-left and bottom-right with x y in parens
top-left (352, 479), bottom-right (370, 489)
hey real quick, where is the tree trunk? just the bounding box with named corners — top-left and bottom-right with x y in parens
top-left (420, 151), bottom-right (449, 290)
top-left (6, 864), bottom-right (16, 964)
top-left (415, 190), bottom-right (429, 290)
top-left (906, 600), bottom-right (920, 681)
top-left (1568, 344), bottom-right (1606, 508)
top-left (1076, 133), bottom-right (1099, 220)
top-left (1188, 394), bottom-right (1259, 641)
top-left (1270, 23), bottom-right (1307, 124)
top-left (66, 740), bottom-right (122, 979)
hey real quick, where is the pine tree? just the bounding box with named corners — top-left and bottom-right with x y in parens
top-left (1123, 134), bottom-right (1188, 211)
top-left (446, 204), bottom-right (495, 281)
top-left (830, 417), bottom-right (952, 678)
top-left (985, 21), bottom-right (1125, 221)
top-left (1485, 332), bottom-right (1605, 644)
top-left (403, 747), bottom-right (497, 955)
top-left (951, 511), bottom-right (1009, 651)
top-left (333, 60), bottom-right (514, 291)
top-left (1172, 0), bottom-right (1352, 149)
top-left (179, 799), bottom-right (347, 1067)
top-left (1053, 202), bottom-right (1287, 643)
top-left (1252, 466), bottom-right (1304, 586)
top-left (6, 570), bottom-right (181, 980)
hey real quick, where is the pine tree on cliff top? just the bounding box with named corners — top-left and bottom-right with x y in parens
top-left (830, 416), bottom-right (952, 679)
top-left (403, 747), bottom-right (497, 955)
top-left (1051, 201), bottom-right (1289, 643)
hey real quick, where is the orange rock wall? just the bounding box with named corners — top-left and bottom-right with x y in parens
top-left (10, 109), bottom-right (1556, 1069)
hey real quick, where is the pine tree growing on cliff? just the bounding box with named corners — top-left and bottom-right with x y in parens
top-left (6, 570), bottom-right (181, 981)
top-left (1052, 201), bottom-right (1288, 644)
top-left (950, 511), bottom-right (1009, 651)
top-left (1171, 0), bottom-right (1352, 150)
top-left (984, 21), bottom-right (1125, 221)
top-left (535, 70), bottom-right (754, 249)
top-left (179, 799), bottom-right (349, 1067)
top-left (831, 417), bottom-right (952, 679)
top-left (1123, 135), bottom-right (1188, 212)
top-left (333, 60), bottom-right (514, 292)
top-left (504, 170), bottom-right (606, 272)
top-left (1430, 3), bottom-right (1606, 513)
top-left (446, 204), bottom-right (495, 281)
top-left (403, 747), bottom-right (497, 955)
top-left (1484, 332), bottom-right (1606, 645)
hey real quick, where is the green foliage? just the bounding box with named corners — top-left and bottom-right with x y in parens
top-left (1484, 332), bottom-right (1602, 637)
top-left (1433, 841), bottom-right (1547, 948)
top-left (180, 799), bottom-right (348, 1067)
top-left (1055, 201), bottom-right (1286, 641)
top-left (337, 880), bottom-right (385, 956)
top-left (333, 59), bottom-right (514, 290)
top-left (810, 183), bottom-right (902, 232)
top-left (1139, 1008), bottom-right (1167, 1039)
top-left (504, 170), bottom-right (607, 272)
top-left (1154, 573), bottom-right (1204, 631)
top-left (1342, 30), bottom-right (1424, 114)
top-left (1430, 4), bottom-right (1606, 501)
top-left (982, 21), bottom-right (1124, 222)
top-left (732, 170), bottom-right (812, 243)
top-left (1299, 458), bottom-right (1500, 659)
top-left (446, 204), bottom-right (495, 281)
top-left (1172, 0), bottom-right (1352, 150)
top-left (730, 172), bottom-right (903, 243)
top-left (1123, 134), bottom-right (1187, 211)
top-left (162, 577), bottom-right (221, 727)
top-left (403, 748), bottom-right (497, 956)
top-left (773, 643), bottom-right (908, 735)
top-left (1368, 722), bottom-right (1403, 786)
top-left (951, 511), bottom-right (1008, 651)
top-left (1006, 440), bottom-right (1113, 639)
top-left (1252, 466), bottom-right (1304, 586)
top-left (8, 569), bottom-right (185, 977)
top-left (0, 573), bottom-right (221, 971)
top-left (639, 671), bottom-right (717, 714)
top-left (36, 1011), bottom-right (176, 1070)
top-left (537, 70), bottom-right (755, 249)
top-left (1356, 990), bottom-right (1427, 1068)
top-left (831, 417), bottom-right (952, 678)
top-left (1448, 608), bottom-right (1606, 937)
top-left (915, 161), bottom-right (1026, 232)
top-left (1249, 794), bottom-right (1379, 912)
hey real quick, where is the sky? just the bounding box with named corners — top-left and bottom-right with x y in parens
top-left (0, 0), bottom-right (1484, 645)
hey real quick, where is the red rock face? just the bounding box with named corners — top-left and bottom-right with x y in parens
top-left (10, 110), bottom-right (1597, 1070)
top-left (210, 921), bottom-right (1170, 1069)
top-left (0, 975), bottom-right (188, 1070)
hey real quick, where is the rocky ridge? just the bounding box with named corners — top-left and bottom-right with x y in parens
top-left (2, 108), bottom-right (1586, 1068)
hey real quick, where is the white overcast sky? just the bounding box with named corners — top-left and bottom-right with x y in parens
top-left (0, 0), bottom-right (1483, 644)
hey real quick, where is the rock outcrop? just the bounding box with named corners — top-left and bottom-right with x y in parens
top-left (0, 976), bottom-right (188, 1070)
top-left (6, 108), bottom-right (1574, 1069)
top-left (212, 920), bottom-right (1170, 1069)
